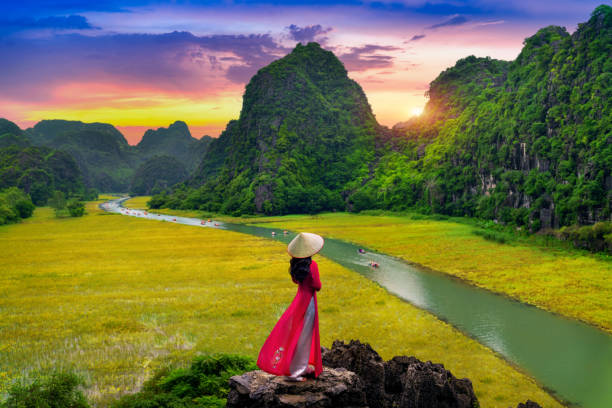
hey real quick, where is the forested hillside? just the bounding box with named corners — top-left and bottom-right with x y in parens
top-left (24, 120), bottom-right (139, 192)
top-left (0, 133), bottom-right (89, 205)
top-left (136, 121), bottom-right (213, 172)
top-left (130, 155), bottom-right (189, 196)
top-left (154, 42), bottom-right (381, 214)
top-left (154, 6), bottom-right (610, 231)
top-left (363, 5), bottom-right (611, 229)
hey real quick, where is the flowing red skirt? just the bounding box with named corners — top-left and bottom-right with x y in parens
top-left (257, 260), bottom-right (323, 377)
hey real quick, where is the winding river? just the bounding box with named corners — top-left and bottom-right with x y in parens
top-left (102, 198), bottom-right (612, 408)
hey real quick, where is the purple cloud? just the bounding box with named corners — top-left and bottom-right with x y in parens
top-left (287, 24), bottom-right (332, 44)
top-left (409, 34), bottom-right (426, 41)
top-left (339, 44), bottom-right (401, 71)
top-left (0, 31), bottom-right (290, 99)
top-left (196, 33), bottom-right (290, 83)
top-left (427, 15), bottom-right (469, 29)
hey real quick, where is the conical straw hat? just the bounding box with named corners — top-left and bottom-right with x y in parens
top-left (287, 232), bottom-right (324, 258)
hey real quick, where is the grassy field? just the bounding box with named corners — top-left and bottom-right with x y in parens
top-left (124, 197), bottom-right (612, 333)
top-left (0, 199), bottom-right (564, 407)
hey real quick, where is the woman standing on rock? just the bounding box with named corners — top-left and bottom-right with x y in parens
top-left (257, 232), bottom-right (324, 381)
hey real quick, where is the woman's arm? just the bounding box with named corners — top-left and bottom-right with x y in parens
top-left (310, 261), bottom-right (322, 291)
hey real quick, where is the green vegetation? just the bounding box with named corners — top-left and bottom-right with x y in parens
top-left (0, 118), bottom-right (25, 140)
top-left (24, 120), bottom-right (140, 192)
top-left (0, 201), bottom-right (562, 407)
top-left (153, 7), bottom-right (611, 247)
top-left (1, 371), bottom-right (89, 408)
top-left (67, 199), bottom-right (86, 217)
top-left (356, 6), bottom-right (611, 232)
top-left (47, 191), bottom-right (86, 218)
top-left (111, 355), bottom-right (256, 408)
top-left (130, 156), bottom-right (189, 196)
top-left (558, 222), bottom-right (612, 252)
top-left (0, 187), bottom-right (35, 225)
top-left (136, 121), bottom-right (212, 173)
top-left (0, 132), bottom-right (91, 205)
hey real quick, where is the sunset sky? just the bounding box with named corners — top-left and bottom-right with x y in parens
top-left (0, 0), bottom-right (604, 144)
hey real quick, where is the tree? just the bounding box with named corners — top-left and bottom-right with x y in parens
top-left (67, 199), bottom-right (85, 217)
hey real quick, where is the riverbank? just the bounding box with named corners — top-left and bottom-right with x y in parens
top-left (125, 197), bottom-right (611, 334)
top-left (0, 199), bottom-right (561, 407)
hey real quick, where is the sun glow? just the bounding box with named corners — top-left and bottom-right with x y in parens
top-left (410, 107), bottom-right (424, 117)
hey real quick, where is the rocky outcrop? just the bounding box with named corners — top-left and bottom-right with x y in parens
top-left (322, 340), bottom-right (478, 408)
top-left (226, 367), bottom-right (367, 408)
top-left (321, 340), bottom-right (386, 408)
top-left (382, 356), bottom-right (477, 408)
top-left (228, 340), bottom-right (490, 408)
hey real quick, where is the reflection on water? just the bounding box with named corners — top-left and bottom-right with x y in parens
top-left (103, 199), bottom-right (612, 408)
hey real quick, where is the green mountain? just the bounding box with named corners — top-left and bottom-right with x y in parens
top-left (130, 155), bottom-right (189, 196)
top-left (0, 120), bottom-right (88, 205)
top-left (136, 121), bottom-right (213, 172)
top-left (0, 133), bottom-right (30, 149)
top-left (24, 120), bottom-right (138, 192)
top-left (0, 118), bottom-right (25, 138)
top-left (164, 42), bottom-right (380, 215)
top-left (364, 5), bottom-right (611, 229)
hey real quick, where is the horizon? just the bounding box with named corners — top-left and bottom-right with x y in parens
top-left (0, 0), bottom-right (604, 144)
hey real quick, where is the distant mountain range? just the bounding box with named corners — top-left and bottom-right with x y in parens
top-left (0, 118), bottom-right (212, 194)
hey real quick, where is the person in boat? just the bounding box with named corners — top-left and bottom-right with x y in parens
top-left (369, 260), bottom-right (379, 268)
top-left (358, 248), bottom-right (366, 254)
top-left (257, 232), bottom-right (324, 382)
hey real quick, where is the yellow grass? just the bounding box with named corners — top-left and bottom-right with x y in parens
top-left (123, 196), bottom-right (151, 210)
top-left (0, 200), bottom-right (563, 407)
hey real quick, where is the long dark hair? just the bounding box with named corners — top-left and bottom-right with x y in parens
top-left (289, 257), bottom-right (311, 283)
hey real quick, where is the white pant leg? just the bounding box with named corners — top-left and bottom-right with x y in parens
top-left (289, 296), bottom-right (315, 378)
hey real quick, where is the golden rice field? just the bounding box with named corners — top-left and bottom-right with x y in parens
top-left (0, 199), bottom-right (563, 407)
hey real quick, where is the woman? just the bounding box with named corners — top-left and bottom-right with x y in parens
top-left (257, 232), bottom-right (324, 381)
